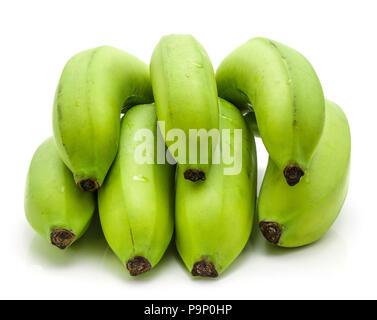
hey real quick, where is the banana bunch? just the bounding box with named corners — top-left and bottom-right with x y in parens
top-left (24, 34), bottom-right (350, 278)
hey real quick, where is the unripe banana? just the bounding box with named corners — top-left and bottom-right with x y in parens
top-left (25, 137), bottom-right (96, 249)
top-left (175, 98), bottom-right (257, 277)
top-left (258, 100), bottom-right (351, 247)
top-left (150, 34), bottom-right (219, 182)
top-left (216, 37), bottom-right (325, 186)
top-left (98, 104), bottom-right (175, 276)
top-left (53, 46), bottom-right (153, 192)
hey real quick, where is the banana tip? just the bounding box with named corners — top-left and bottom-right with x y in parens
top-left (184, 169), bottom-right (206, 182)
top-left (126, 256), bottom-right (152, 276)
top-left (284, 164), bottom-right (304, 186)
top-left (77, 178), bottom-right (100, 192)
top-left (50, 228), bottom-right (76, 250)
top-left (259, 221), bottom-right (282, 245)
top-left (191, 259), bottom-right (218, 278)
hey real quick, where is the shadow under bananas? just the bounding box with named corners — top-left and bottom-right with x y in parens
top-left (28, 212), bottom-right (179, 281)
top-left (27, 198), bottom-right (350, 280)
top-left (257, 201), bottom-right (350, 258)
top-left (220, 200), bottom-right (349, 279)
top-left (28, 211), bottom-right (109, 268)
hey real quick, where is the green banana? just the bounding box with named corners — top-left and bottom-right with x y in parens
top-left (25, 137), bottom-right (96, 249)
top-left (53, 46), bottom-right (153, 192)
top-left (150, 34), bottom-right (219, 182)
top-left (98, 104), bottom-right (175, 276)
top-left (258, 100), bottom-right (351, 247)
top-left (216, 37), bottom-right (325, 186)
top-left (175, 98), bottom-right (257, 277)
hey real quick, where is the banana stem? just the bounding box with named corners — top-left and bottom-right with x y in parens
top-left (191, 259), bottom-right (218, 278)
top-left (259, 221), bottom-right (283, 245)
top-left (77, 178), bottom-right (100, 192)
top-left (284, 164), bottom-right (304, 186)
top-left (126, 256), bottom-right (152, 276)
top-left (50, 228), bottom-right (76, 250)
top-left (183, 169), bottom-right (206, 182)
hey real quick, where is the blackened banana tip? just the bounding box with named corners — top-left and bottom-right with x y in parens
top-left (50, 228), bottom-right (76, 250)
top-left (184, 169), bottom-right (206, 182)
top-left (259, 221), bottom-right (282, 245)
top-left (191, 259), bottom-right (218, 278)
top-left (78, 178), bottom-right (100, 192)
top-left (126, 256), bottom-right (152, 276)
top-left (284, 164), bottom-right (304, 186)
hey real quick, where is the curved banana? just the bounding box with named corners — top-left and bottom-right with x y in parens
top-left (175, 98), bottom-right (257, 277)
top-left (216, 37), bottom-right (325, 186)
top-left (98, 104), bottom-right (175, 276)
top-left (258, 100), bottom-right (351, 247)
top-left (53, 46), bottom-right (153, 192)
top-left (150, 34), bottom-right (219, 182)
top-left (25, 137), bottom-right (96, 249)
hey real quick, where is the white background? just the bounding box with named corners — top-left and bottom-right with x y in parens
top-left (0, 0), bottom-right (376, 300)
